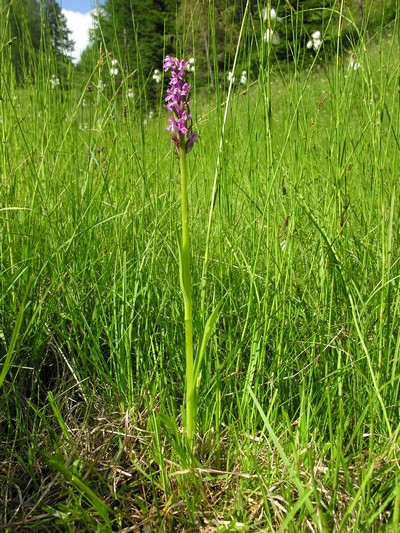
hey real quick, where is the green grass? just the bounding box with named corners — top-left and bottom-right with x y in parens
top-left (1, 4), bottom-right (400, 532)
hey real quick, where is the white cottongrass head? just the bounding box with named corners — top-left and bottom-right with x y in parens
top-left (126, 89), bottom-right (134, 99)
top-left (227, 71), bottom-right (235, 83)
top-left (348, 54), bottom-right (361, 71)
top-left (97, 79), bottom-right (105, 91)
top-left (186, 58), bottom-right (195, 73)
top-left (110, 58), bottom-right (119, 76)
top-left (152, 69), bottom-right (162, 83)
top-left (50, 74), bottom-right (60, 89)
top-left (264, 28), bottom-right (280, 45)
top-left (262, 6), bottom-right (277, 23)
top-left (307, 30), bottom-right (323, 51)
top-left (240, 70), bottom-right (247, 85)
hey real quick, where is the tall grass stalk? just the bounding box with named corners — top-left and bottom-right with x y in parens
top-left (200, 0), bottom-right (251, 312)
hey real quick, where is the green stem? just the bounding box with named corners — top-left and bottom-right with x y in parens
top-left (179, 144), bottom-right (195, 450)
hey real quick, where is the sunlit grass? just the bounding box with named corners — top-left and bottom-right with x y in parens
top-left (1, 3), bottom-right (399, 531)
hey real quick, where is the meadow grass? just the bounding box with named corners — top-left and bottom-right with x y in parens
top-left (1, 3), bottom-right (400, 531)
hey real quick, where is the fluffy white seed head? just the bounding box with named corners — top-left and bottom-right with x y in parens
top-left (264, 28), bottom-right (280, 45)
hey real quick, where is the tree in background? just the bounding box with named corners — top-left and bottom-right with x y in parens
top-left (3, 0), bottom-right (395, 89)
top-left (80, 0), bottom-right (179, 106)
top-left (91, 0), bottom-right (178, 75)
top-left (41, 0), bottom-right (74, 58)
top-left (2, 0), bottom-right (41, 82)
top-left (172, 0), bottom-right (250, 86)
top-left (177, 0), bottom-right (396, 86)
top-left (2, 0), bottom-right (74, 84)
top-left (173, 0), bottom-right (337, 87)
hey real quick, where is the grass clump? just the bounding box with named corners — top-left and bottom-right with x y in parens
top-left (1, 3), bottom-right (400, 531)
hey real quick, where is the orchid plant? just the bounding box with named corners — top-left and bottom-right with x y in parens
top-left (164, 55), bottom-right (223, 454)
top-left (164, 56), bottom-right (198, 450)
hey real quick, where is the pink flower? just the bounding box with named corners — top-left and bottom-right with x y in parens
top-left (164, 55), bottom-right (198, 155)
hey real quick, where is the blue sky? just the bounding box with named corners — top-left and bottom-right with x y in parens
top-left (61, 1), bottom-right (103, 15)
top-left (62, 6), bottom-right (96, 62)
top-left (61, 1), bottom-right (105, 62)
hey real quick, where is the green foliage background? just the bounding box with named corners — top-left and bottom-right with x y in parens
top-left (2, 0), bottom-right (397, 89)
top-left (0, 1), bottom-right (399, 530)
top-left (1, 0), bottom-right (74, 83)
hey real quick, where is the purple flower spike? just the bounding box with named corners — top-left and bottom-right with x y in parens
top-left (164, 55), bottom-right (198, 156)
